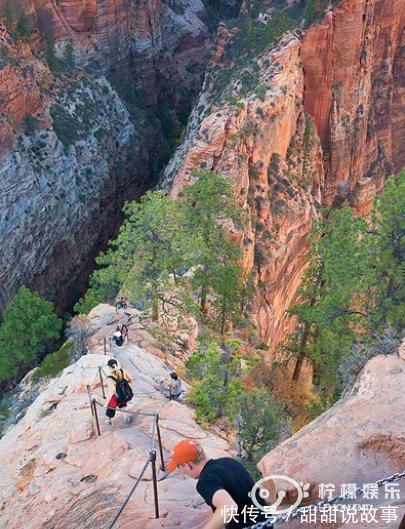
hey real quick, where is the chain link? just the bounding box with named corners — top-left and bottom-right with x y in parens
top-left (246, 469), bottom-right (405, 529)
top-left (107, 455), bottom-right (152, 529)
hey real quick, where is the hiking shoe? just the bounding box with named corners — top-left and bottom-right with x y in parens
top-left (105, 418), bottom-right (112, 426)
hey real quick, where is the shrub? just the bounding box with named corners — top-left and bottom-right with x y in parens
top-left (32, 340), bottom-right (74, 383)
top-left (186, 341), bottom-right (245, 423)
top-left (270, 198), bottom-right (286, 216)
top-left (24, 114), bottom-right (40, 135)
top-left (238, 388), bottom-right (291, 478)
top-left (50, 105), bottom-right (81, 147)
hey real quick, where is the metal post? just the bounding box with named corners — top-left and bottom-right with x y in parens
top-left (98, 366), bottom-right (106, 399)
top-left (92, 398), bottom-right (101, 437)
top-left (103, 336), bottom-right (107, 355)
top-left (87, 385), bottom-right (94, 416)
top-left (155, 415), bottom-right (166, 471)
top-left (150, 450), bottom-right (160, 519)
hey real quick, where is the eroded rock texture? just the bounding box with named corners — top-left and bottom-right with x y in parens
top-left (258, 349), bottom-right (405, 528)
top-left (0, 304), bottom-right (229, 529)
top-left (0, 0), bottom-right (214, 312)
top-left (163, 0), bottom-right (405, 348)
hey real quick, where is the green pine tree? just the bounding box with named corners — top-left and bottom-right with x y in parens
top-left (182, 170), bottom-right (244, 315)
top-left (369, 170), bottom-right (405, 333)
top-left (0, 287), bottom-right (62, 382)
top-left (212, 262), bottom-right (244, 335)
top-left (63, 41), bottom-right (75, 72)
top-left (186, 340), bottom-right (245, 423)
top-left (4, 0), bottom-right (13, 32)
top-left (16, 14), bottom-right (31, 42)
top-left (238, 388), bottom-right (290, 478)
top-left (288, 206), bottom-right (373, 396)
top-left (76, 191), bottom-right (191, 320)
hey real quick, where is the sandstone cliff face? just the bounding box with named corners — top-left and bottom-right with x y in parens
top-left (258, 348), bottom-right (405, 528)
top-left (0, 0), bottom-right (214, 312)
top-left (301, 0), bottom-right (405, 211)
top-left (163, 0), bottom-right (405, 348)
top-left (4, 0), bottom-right (212, 111)
top-left (0, 304), bottom-right (229, 529)
top-left (0, 26), bottom-right (148, 312)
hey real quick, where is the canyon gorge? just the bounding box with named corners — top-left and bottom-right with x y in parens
top-left (0, 1), bottom-right (404, 525)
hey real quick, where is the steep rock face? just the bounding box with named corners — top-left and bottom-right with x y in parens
top-left (258, 349), bottom-right (405, 528)
top-left (301, 0), bottom-right (405, 211)
top-left (163, 0), bottom-right (405, 348)
top-left (163, 34), bottom-right (324, 347)
top-left (0, 28), bottom-right (150, 312)
top-left (6, 0), bottom-right (212, 111)
top-left (0, 0), bottom-right (216, 312)
top-left (0, 304), bottom-right (229, 529)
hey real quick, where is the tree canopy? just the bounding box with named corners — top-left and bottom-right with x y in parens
top-left (76, 171), bottom-right (247, 333)
top-left (286, 170), bottom-right (405, 403)
top-left (0, 287), bottom-right (62, 382)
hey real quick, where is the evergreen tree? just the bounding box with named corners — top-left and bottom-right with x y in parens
top-left (76, 191), bottom-right (191, 320)
top-left (0, 287), bottom-right (62, 382)
top-left (287, 171), bottom-right (404, 402)
top-left (16, 14), bottom-right (31, 42)
top-left (288, 206), bottom-right (373, 396)
top-left (45, 31), bottom-right (58, 72)
top-left (369, 170), bottom-right (405, 333)
top-left (238, 388), bottom-right (290, 478)
top-left (212, 262), bottom-right (244, 335)
top-left (37, 7), bottom-right (58, 72)
top-left (76, 171), bottom-right (247, 332)
top-left (186, 340), bottom-right (245, 423)
top-left (63, 41), bottom-right (75, 72)
top-left (182, 170), bottom-right (244, 315)
top-left (304, 0), bottom-right (328, 25)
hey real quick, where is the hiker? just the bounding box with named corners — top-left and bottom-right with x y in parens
top-left (167, 440), bottom-right (269, 529)
top-left (116, 323), bottom-right (128, 343)
top-left (112, 330), bottom-right (124, 347)
top-left (105, 358), bottom-right (133, 426)
top-left (168, 371), bottom-right (183, 400)
top-left (115, 296), bottom-right (127, 312)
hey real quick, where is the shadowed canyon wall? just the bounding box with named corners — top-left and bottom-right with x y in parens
top-left (0, 0), bottom-right (229, 313)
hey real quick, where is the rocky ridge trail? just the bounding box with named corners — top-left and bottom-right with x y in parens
top-left (0, 305), bottom-right (404, 528)
top-left (0, 304), bottom-right (228, 529)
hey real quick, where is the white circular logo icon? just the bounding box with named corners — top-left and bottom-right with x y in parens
top-left (250, 474), bottom-right (309, 515)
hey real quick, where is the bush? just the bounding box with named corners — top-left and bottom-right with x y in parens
top-left (270, 198), bottom-right (286, 216)
top-left (50, 105), bottom-right (81, 147)
top-left (186, 341), bottom-right (245, 423)
top-left (24, 114), bottom-right (40, 135)
top-left (32, 340), bottom-right (74, 383)
top-left (238, 388), bottom-right (291, 479)
top-left (0, 287), bottom-right (62, 383)
top-left (303, 0), bottom-right (329, 25)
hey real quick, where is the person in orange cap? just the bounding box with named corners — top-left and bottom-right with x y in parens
top-left (167, 440), bottom-right (269, 529)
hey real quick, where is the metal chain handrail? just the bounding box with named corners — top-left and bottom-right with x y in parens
top-left (107, 454), bottom-right (152, 529)
top-left (246, 470), bottom-right (405, 529)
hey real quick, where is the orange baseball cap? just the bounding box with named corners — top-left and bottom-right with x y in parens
top-left (167, 440), bottom-right (205, 472)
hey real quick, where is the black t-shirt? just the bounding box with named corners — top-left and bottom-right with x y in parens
top-left (197, 458), bottom-right (269, 529)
